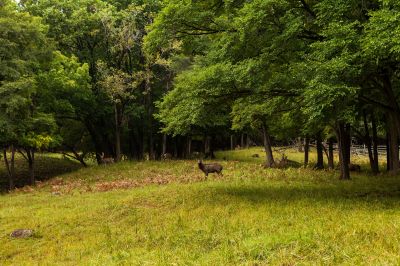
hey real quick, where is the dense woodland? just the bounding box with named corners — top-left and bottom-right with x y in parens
top-left (1, 0), bottom-right (400, 190)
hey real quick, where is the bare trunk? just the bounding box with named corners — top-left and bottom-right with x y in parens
top-left (304, 137), bottom-right (309, 167)
top-left (148, 125), bottom-right (155, 160)
top-left (173, 138), bottom-right (178, 158)
top-left (3, 146), bottom-right (15, 190)
top-left (337, 122), bottom-right (350, 180)
top-left (328, 138), bottom-right (334, 170)
top-left (209, 135), bottom-right (216, 159)
top-left (162, 134), bottom-right (167, 155)
top-left (371, 113), bottom-right (379, 173)
top-left (381, 74), bottom-right (400, 172)
top-left (230, 135), bottom-right (234, 150)
top-left (387, 113), bottom-right (399, 172)
top-left (26, 149), bottom-right (35, 185)
top-left (186, 136), bottom-right (192, 158)
top-left (146, 74), bottom-right (155, 160)
top-left (114, 104), bottom-right (121, 162)
top-left (363, 110), bottom-right (376, 174)
top-left (387, 131), bottom-right (391, 171)
top-left (204, 135), bottom-right (210, 154)
top-left (262, 123), bottom-right (275, 167)
top-left (315, 132), bottom-right (324, 169)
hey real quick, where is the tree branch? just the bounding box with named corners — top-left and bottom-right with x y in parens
top-left (299, 0), bottom-right (316, 18)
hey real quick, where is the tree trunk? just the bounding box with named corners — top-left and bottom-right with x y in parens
top-left (230, 135), bottom-right (234, 150)
top-left (26, 149), bottom-right (35, 185)
top-left (304, 137), bottom-right (309, 167)
top-left (173, 137), bottom-right (178, 158)
top-left (387, 131), bottom-right (391, 171)
top-left (246, 135), bottom-right (250, 149)
top-left (114, 104), bottom-right (122, 162)
top-left (387, 113), bottom-right (399, 172)
top-left (381, 73), bottom-right (400, 172)
top-left (145, 74), bottom-right (155, 160)
top-left (328, 138), bottom-right (334, 170)
top-left (315, 132), bottom-right (324, 169)
top-left (262, 123), bottom-right (275, 167)
top-left (148, 124), bottom-right (155, 160)
top-left (337, 122), bottom-right (350, 180)
top-left (209, 135), bottom-right (216, 159)
top-left (162, 134), bottom-right (167, 155)
top-left (3, 146), bottom-right (15, 190)
top-left (371, 113), bottom-right (379, 173)
top-left (204, 135), bottom-right (210, 155)
top-left (186, 136), bottom-right (192, 158)
top-left (363, 110), bottom-right (377, 174)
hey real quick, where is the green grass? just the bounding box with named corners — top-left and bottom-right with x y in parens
top-left (1, 148), bottom-right (400, 265)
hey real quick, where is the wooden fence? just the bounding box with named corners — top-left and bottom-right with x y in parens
top-left (350, 144), bottom-right (387, 156)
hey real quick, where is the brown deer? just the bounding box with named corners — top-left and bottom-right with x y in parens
top-left (276, 154), bottom-right (288, 168)
top-left (100, 152), bottom-right (114, 165)
top-left (161, 153), bottom-right (173, 160)
top-left (348, 163), bottom-right (361, 172)
top-left (198, 160), bottom-right (223, 178)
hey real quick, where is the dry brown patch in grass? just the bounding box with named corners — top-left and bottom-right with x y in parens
top-left (94, 173), bottom-right (207, 192)
top-left (51, 179), bottom-right (90, 194)
top-left (95, 179), bottom-right (142, 191)
top-left (44, 172), bottom-right (207, 194)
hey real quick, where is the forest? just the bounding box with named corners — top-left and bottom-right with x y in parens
top-left (2, 0), bottom-right (400, 187)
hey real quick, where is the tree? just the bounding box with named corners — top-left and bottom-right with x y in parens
top-left (0, 0), bottom-right (56, 187)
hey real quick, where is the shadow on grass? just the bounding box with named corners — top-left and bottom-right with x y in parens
top-left (213, 181), bottom-right (400, 207)
top-left (0, 155), bottom-right (83, 192)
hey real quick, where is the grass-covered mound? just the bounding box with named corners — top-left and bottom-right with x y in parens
top-left (1, 148), bottom-right (399, 265)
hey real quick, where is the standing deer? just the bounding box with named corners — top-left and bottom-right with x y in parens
top-left (161, 153), bottom-right (173, 160)
top-left (198, 160), bottom-right (223, 178)
top-left (100, 152), bottom-right (114, 165)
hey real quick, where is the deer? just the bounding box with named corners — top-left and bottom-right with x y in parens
top-left (161, 153), bottom-right (173, 160)
top-left (348, 163), bottom-right (361, 172)
top-left (198, 160), bottom-right (223, 178)
top-left (100, 152), bottom-right (114, 165)
top-left (273, 154), bottom-right (288, 168)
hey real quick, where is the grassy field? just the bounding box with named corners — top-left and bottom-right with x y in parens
top-left (1, 148), bottom-right (400, 265)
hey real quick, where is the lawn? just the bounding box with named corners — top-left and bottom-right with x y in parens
top-left (1, 148), bottom-right (400, 265)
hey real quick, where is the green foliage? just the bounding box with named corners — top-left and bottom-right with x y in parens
top-left (0, 1), bottom-right (58, 151)
top-left (156, 62), bottom-right (234, 135)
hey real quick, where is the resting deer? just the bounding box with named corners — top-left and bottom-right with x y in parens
top-left (348, 163), bottom-right (361, 172)
top-left (198, 160), bottom-right (223, 178)
top-left (100, 152), bottom-right (114, 165)
top-left (276, 154), bottom-right (288, 168)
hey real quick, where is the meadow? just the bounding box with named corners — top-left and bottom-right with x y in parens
top-left (1, 148), bottom-right (400, 265)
